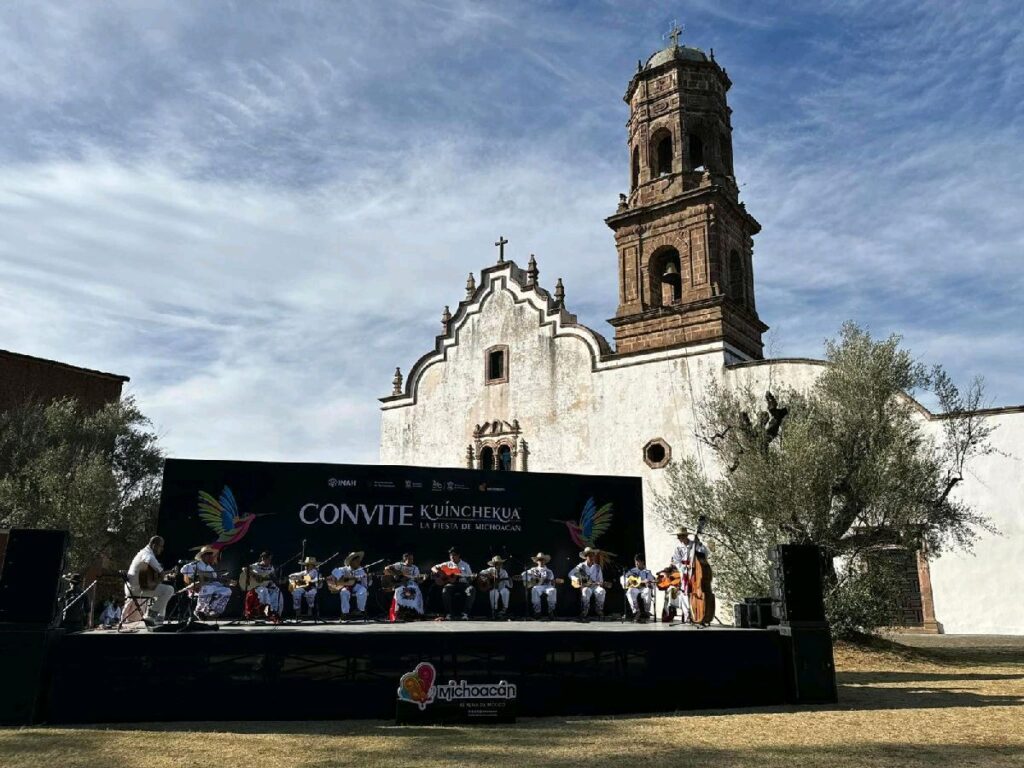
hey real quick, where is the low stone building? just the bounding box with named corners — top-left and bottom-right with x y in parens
top-left (380, 36), bottom-right (1023, 634)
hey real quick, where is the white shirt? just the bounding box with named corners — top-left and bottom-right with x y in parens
top-left (332, 565), bottom-right (369, 587)
top-left (128, 546), bottom-right (164, 577)
top-left (289, 567), bottom-right (320, 585)
top-left (480, 567), bottom-right (510, 588)
top-left (389, 562), bottom-right (421, 581)
top-left (671, 540), bottom-right (706, 569)
top-left (570, 562), bottom-right (604, 585)
top-left (249, 561), bottom-right (275, 577)
top-left (522, 566), bottom-right (555, 586)
top-left (181, 560), bottom-right (216, 581)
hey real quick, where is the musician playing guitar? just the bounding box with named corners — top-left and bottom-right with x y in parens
top-left (521, 552), bottom-right (562, 620)
top-left (620, 553), bottom-right (656, 623)
top-left (329, 551), bottom-right (371, 619)
top-left (181, 545), bottom-right (233, 619)
top-left (569, 547), bottom-right (610, 620)
top-left (241, 550), bottom-right (282, 621)
top-left (430, 547), bottom-right (475, 620)
top-left (478, 556), bottom-right (512, 619)
top-left (288, 556), bottom-right (321, 618)
top-left (124, 535), bottom-right (175, 626)
top-left (385, 552), bottom-right (425, 620)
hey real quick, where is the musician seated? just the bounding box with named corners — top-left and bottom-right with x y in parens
top-left (245, 550), bottom-right (282, 621)
top-left (431, 547), bottom-right (475, 620)
top-left (331, 551), bottom-right (370, 618)
top-left (99, 598), bottom-right (121, 629)
top-left (620, 553), bottom-right (655, 623)
top-left (479, 556), bottom-right (512, 619)
top-left (388, 552), bottom-right (424, 620)
top-left (521, 552), bottom-right (558, 619)
top-left (181, 546), bottom-right (232, 619)
top-left (656, 564), bottom-right (686, 623)
top-left (569, 547), bottom-right (606, 619)
top-left (289, 556), bottom-right (320, 618)
top-left (124, 535), bottom-right (174, 625)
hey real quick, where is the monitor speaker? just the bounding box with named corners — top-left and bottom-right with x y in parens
top-left (0, 528), bottom-right (69, 626)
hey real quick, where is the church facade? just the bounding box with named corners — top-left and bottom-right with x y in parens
top-left (379, 39), bottom-right (1023, 635)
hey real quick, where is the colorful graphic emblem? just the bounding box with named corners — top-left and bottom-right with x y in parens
top-left (397, 662), bottom-right (437, 710)
top-left (196, 485), bottom-right (259, 552)
top-left (552, 497), bottom-right (614, 550)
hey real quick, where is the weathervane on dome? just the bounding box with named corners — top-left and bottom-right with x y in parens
top-left (666, 21), bottom-right (683, 49)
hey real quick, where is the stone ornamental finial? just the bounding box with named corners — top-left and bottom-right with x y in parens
top-left (392, 367), bottom-right (403, 396)
top-left (441, 305), bottom-right (452, 333)
top-left (554, 278), bottom-right (565, 309)
top-left (494, 235), bottom-right (508, 263)
top-left (465, 272), bottom-right (476, 299)
top-left (527, 254), bottom-right (539, 286)
top-left (465, 445), bottom-right (475, 469)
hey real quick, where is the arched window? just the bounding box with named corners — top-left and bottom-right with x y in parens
top-left (479, 446), bottom-right (494, 471)
top-left (650, 247), bottom-right (682, 306)
top-left (729, 249), bottom-right (745, 305)
top-left (688, 133), bottom-right (705, 170)
top-left (497, 444), bottom-right (513, 471)
top-left (631, 145), bottom-right (640, 190)
top-left (656, 135), bottom-right (673, 176)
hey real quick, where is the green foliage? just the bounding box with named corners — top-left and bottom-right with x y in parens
top-left (654, 321), bottom-right (996, 636)
top-left (0, 396), bottom-right (164, 571)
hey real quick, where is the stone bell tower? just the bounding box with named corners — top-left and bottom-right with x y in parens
top-left (605, 27), bottom-right (767, 360)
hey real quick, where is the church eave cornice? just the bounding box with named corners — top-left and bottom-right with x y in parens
top-left (623, 58), bottom-right (731, 104)
top-left (606, 185), bottom-right (761, 234)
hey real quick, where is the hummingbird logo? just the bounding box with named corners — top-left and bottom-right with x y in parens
top-left (551, 497), bottom-right (614, 553)
top-left (195, 485), bottom-right (264, 552)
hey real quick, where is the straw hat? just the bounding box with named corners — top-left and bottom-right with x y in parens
top-left (345, 551), bottom-right (364, 567)
top-left (303, 556), bottom-right (318, 567)
top-left (673, 526), bottom-right (691, 538)
top-left (487, 555), bottom-right (506, 567)
top-left (196, 545), bottom-right (218, 560)
top-left (530, 552), bottom-right (551, 564)
top-left (579, 547), bottom-right (601, 559)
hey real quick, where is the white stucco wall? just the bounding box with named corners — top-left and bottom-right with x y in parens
top-left (380, 261), bottom-right (1022, 633)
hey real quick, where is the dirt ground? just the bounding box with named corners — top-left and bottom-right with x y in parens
top-left (1, 634), bottom-right (1022, 768)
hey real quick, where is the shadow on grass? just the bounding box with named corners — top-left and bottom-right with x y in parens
top-left (3, 728), bottom-right (1024, 768)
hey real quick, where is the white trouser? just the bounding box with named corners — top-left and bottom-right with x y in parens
top-left (256, 584), bottom-right (283, 613)
top-left (123, 577), bottom-right (173, 622)
top-left (395, 582), bottom-right (423, 613)
top-left (530, 585), bottom-right (557, 613)
top-left (340, 584), bottom-right (368, 613)
top-left (580, 586), bottom-right (606, 615)
top-left (626, 586), bottom-right (652, 614)
top-left (489, 587), bottom-right (510, 612)
top-left (663, 587), bottom-right (690, 622)
top-left (195, 583), bottom-right (232, 617)
top-left (292, 586), bottom-right (317, 610)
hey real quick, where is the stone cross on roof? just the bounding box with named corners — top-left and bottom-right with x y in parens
top-left (494, 235), bottom-right (508, 263)
top-left (666, 21), bottom-right (683, 49)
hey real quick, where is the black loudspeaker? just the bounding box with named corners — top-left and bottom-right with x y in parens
top-left (769, 544), bottom-right (826, 625)
top-left (0, 528), bottom-right (69, 626)
top-left (778, 623), bottom-right (838, 703)
top-left (748, 597), bottom-right (779, 629)
top-left (0, 628), bottom-right (60, 723)
top-left (733, 602), bottom-right (750, 628)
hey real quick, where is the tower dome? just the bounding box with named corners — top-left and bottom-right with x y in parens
top-left (644, 43), bottom-right (708, 69)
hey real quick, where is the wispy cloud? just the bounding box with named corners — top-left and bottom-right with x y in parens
top-left (0, 0), bottom-right (1021, 463)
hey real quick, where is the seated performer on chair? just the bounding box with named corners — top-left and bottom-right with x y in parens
top-left (387, 552), bottom-right (424, 620)
top-left (620, 553), bottom-right (656, 623)
top-left (245, 551), bottom-right (282, 621)
top-left (181, 546), bottom-right (232, 619)
top-left (569, 547), bottom-right (607, 620)
top-left (331, 551), bottom-right (370, 618)
top-left (670, 526), bottom-right (707, 624)
top-left (522, 552), bottom-right (559, 620)
top-left (289, 556), bottom-right (320, 618)
top-left (479, 556), bottom-right (512, 619)
top-left (431, 547), bottom-right (475, 620)
top-left (124, 535), bottom-right (175, 625)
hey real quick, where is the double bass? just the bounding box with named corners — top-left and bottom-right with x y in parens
top-left (688, 516), bottom-right (715, 625)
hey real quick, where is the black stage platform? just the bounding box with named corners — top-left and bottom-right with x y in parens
top-left (37, 620), bottom-right (801, 723)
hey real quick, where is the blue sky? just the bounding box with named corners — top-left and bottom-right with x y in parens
top-left (1, 1), bottom-right (1021, 462)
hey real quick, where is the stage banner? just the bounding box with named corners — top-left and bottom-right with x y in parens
top-left (395, 661), bottom-right (517, 724)
top-left (156, 459), bottom-right (644, 614)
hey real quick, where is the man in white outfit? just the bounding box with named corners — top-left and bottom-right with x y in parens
top-left (569, 547), bottom-right (607, 619)
top-left (248, 551), bottom-right (283, 618)
top-left (289, 556), bottom-right (320, 617)
top-left (124, 535), bottom-right (174, 625)
top-left (388, 552), bottom-right (424, 619)
top-left (181, 546), bottom-right (232, 618)
top-left (670, 526), bottom-right (707, 624)
top-left (521, 552), bottom-right (558, 619)
top-left (331, 551), bottom-right (370, 618)
top-left (620, 553), bottom-right (655, 623)
top-left (480, 555), bottom-right (512, 618)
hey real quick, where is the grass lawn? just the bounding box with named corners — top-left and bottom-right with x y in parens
top-left (1, 634), bottom-right (1022, 767)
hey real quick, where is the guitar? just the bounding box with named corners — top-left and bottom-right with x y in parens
top-left (183, 570), bottom-right (237, 588)
top-left (237, 567), bottom-right (282, 592)
top-left (288, 572), bottom-right (326, 592)
top-left (624, 575), bottom-right (654, 590)
top-left (521, 575), bottom-right (565, 590)
top-left (380, 567), bottom-right (430, 592)
top-left (431, 565), bottom-right (477, 586)
top-left (138, 563), bottom-right (178, 591)
top-left (475, 571), bottom-right (513, 591)
top-left (655, 568), bottom-right (682, 591)
top-left (570, 574), bottom-right (613, 590)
